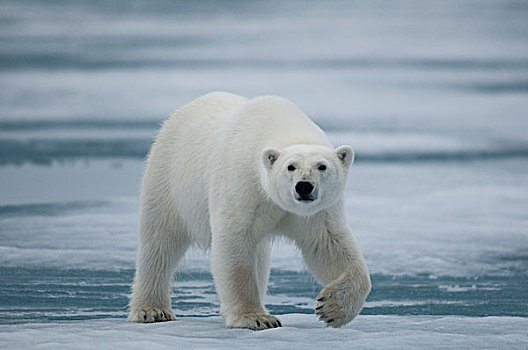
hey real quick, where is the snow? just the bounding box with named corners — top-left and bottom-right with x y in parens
top-left (1, 315), bottom-right (527, 350)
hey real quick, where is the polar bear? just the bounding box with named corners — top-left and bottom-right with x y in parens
top-left (128, 92), bottom-right (371, 330)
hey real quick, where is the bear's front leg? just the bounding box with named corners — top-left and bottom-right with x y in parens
top-left (295, 216), bottom-right (371, 328)
top-left (210, 233), bottom-right (281, 331)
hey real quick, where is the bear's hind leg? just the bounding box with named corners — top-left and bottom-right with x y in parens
top-left (128, 213), bottom-right (190, 323)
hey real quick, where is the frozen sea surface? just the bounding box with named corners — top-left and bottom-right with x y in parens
top-left (1, 0), bottom-right (527, 348)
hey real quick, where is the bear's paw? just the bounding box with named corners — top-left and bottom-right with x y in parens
top-left (227, 314), bottom-right (282, 331)
top-left (315, 272), bottom-right (366, 328)
top-left (128, 307), bottom-right (176, 323)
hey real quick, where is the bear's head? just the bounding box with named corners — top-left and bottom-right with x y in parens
top-left (260, 144), bottom-right (354, 216)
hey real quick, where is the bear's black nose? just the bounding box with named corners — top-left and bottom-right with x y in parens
top-left (295, 181), bottom-right (314, 197)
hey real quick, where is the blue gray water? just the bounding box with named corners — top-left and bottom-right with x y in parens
top-left (0, 0), bottom-right (527, 326)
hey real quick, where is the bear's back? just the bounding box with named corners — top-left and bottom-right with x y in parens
top-left (163, 91), bottom-right (248, 138)
top-left (214, 95), bottom-right (332, 155)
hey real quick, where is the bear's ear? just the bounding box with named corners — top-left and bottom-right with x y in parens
top-left (336, 145), bottom-right (354, 168)
top-left (262, 148), bottom-right (281, 169)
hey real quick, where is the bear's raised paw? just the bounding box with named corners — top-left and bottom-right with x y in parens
top-left (315, 272), bottom-right (364, 328)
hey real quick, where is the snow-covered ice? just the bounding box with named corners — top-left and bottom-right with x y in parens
top-left (1, 315), bottom-right (527, 350)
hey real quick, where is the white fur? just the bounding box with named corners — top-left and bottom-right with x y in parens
top-left (128, 92), bottom-right (371, 330)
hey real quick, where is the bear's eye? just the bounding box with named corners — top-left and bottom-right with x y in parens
top-left (318, 164), bottom-right (327, 171)
top-left (287, 165), bottom-right (296, 171)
